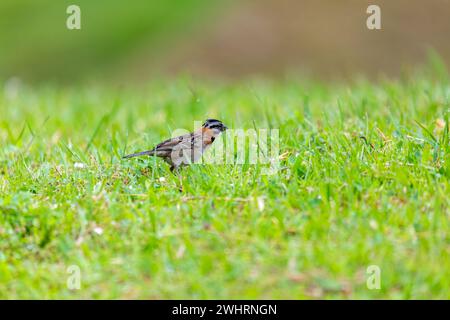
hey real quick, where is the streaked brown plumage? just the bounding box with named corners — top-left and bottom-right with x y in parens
top-left (123, 119), bottom-right (227, 172)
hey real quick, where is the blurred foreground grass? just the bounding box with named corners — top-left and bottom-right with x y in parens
top-left (0, 69), bottom-right (449, 298)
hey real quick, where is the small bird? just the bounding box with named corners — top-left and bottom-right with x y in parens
top-left (123, 119), bottom-right (228, 172)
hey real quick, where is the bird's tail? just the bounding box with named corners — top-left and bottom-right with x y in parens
top-left (123, 150), bottom-right (155, 159)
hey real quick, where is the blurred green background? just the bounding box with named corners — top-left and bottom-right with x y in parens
top-left (0, 0), bottom-right (224, 82)
top-left (0, 0), bottom-right (449, 82)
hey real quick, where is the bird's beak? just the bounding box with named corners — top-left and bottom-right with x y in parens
top-left (222, 125), bottom-right (228, 131)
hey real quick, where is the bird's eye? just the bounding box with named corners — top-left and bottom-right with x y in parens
top-left (211, 137), bottom-right (215, 142)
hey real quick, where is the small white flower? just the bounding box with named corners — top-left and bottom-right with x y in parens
top-left (74, 162), bottom-right (85, 169)
top-left (93, 227), bottom-right (103, 235)
top-left (257, 197), bottom-right (265, 212)
top-left (159, 177), bottom-right (166, 182)
top-left (369, 220), bottom-right (378, 230)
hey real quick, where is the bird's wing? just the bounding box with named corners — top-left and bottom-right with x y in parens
top-left (153, 136), bottom-right (183, 151)
top-left (124, 131), bottom-right (205, 159)
top-left (152, 132), bottom-right (199, 155)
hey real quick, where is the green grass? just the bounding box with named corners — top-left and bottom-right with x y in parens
top-left (0, 70), bottom-right (449, 299)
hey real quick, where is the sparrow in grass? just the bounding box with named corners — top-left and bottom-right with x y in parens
top-left (123, 119), bottom-right (228, 172)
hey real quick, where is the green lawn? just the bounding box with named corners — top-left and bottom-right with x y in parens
top-left (0, 71), bottom-right (449, 299)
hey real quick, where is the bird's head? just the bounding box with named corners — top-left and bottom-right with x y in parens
top-left (202, 119), bottom-right (228, 134)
